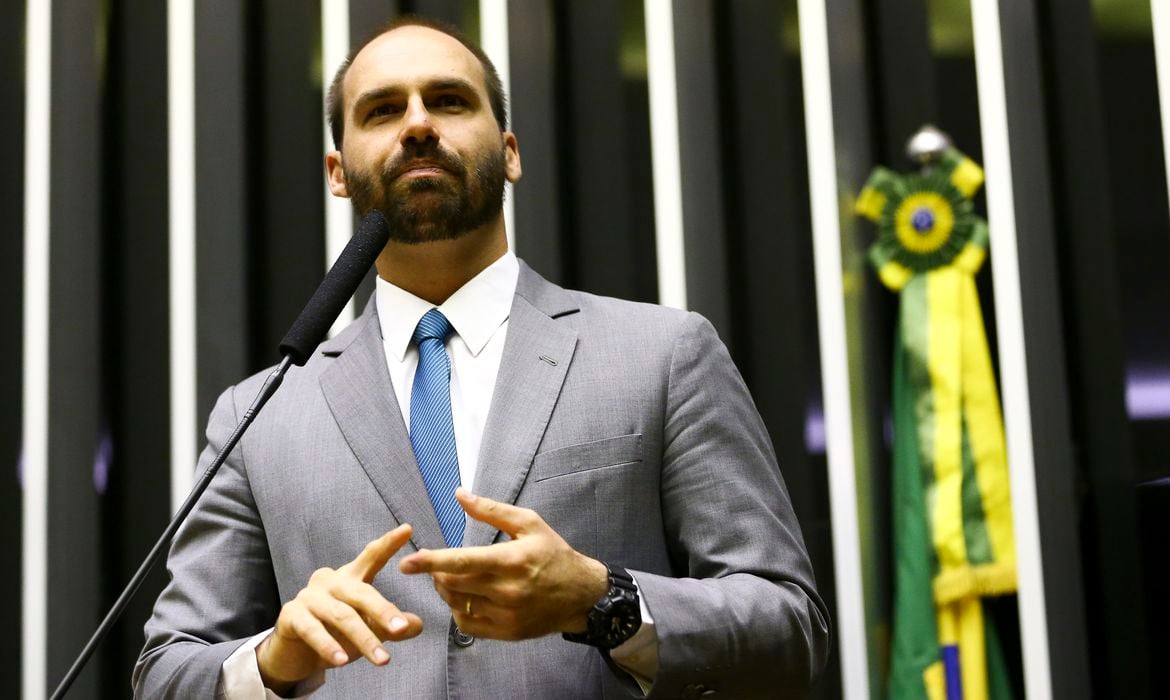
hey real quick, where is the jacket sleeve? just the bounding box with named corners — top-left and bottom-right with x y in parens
top-left (631, 312), bottom-right (832, 699)
top-left (133, 386), bottom-right (282, 698)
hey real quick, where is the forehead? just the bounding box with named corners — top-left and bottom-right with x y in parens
top-left (344, 26), bottom-right (487, 105)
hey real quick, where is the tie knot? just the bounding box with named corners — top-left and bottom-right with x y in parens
top-left (413, 308), bottom-right (453, 344)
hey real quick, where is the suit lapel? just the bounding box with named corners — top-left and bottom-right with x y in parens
top-left (318, 307), bottom-right (447, 552)
top-left (465, 265), bottom-right (579, 547)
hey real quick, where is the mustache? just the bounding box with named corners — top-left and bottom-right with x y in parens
top-left (384, 144), bottom-right (466, 180)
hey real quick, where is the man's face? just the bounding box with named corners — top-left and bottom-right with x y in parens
top-left (332, 26), bottom-right (519, 243)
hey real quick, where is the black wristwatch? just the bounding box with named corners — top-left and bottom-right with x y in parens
top-left (562, 562), bottom-right (642, 650)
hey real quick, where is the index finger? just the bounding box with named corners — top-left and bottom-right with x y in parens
top-left (398, 542), bottom-right (512, 576)
top-left (342, 523), bottom-right (413, 583)
top-left (454, 488), bottom-right (543, 537)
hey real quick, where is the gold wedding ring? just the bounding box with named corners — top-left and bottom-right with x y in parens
top-left (465, 597), bottom-right (473, 616)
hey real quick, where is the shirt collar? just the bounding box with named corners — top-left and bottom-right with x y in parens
top-left (376, 250), bottom-right (519, 361)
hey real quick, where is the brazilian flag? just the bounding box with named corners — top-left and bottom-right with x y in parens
top-left (857, 149), bottom-right (1016, 700)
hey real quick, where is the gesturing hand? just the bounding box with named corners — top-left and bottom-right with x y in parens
top-left (398, 489), bottom-right (608, 641)
top-left (256, 524), bottom-right (424, 693)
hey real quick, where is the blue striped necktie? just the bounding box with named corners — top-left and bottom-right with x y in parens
top-left (409, 309), bottom-right (464, 548)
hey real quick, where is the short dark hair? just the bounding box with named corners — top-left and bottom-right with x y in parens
top-left (325, 15), bottom-right (508, 150)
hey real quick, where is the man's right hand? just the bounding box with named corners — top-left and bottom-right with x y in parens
top-left (256, 524), bottom-right (423, 693)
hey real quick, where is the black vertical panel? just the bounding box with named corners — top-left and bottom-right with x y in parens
top-left (557, 0), bottom-right (656, 302)
top-left (0, 0), bottom-right (24, 692)
top-left (252, 0), bottom-right (326, 368)
top-left (716, 2), bottom-right (838, 698)
top-left (196, 0), bottom-right (252, 422)
top-left (47, 1), bottom-right (106, 696)
top-left (996, 0), bottom-right (1091, 696)
top-left (101, 0), bottom-right (172, 694)
top-left (1039, 0), bottom-right (1151, 695)
top-left (350, 1), bottom-right (400, 41)
top-left (407, 0), bottom-right (467, 27)
top-left (866, 0), bottom-right (938, 168)
top-left (349, 1), bottom-right (404, 51)
top-left (509, 0), bottom-right (566, 283)
top-left (671, 0), bottom-right (732, 342)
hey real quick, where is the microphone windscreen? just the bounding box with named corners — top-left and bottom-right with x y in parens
top-left (278, 210), bottom-right (390, 365)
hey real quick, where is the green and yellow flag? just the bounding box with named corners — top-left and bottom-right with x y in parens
top-left (857, 149), bottom-right (1016, 700)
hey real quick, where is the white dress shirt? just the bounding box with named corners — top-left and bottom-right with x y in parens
top-left (221, 251), bottom-right (656, 697)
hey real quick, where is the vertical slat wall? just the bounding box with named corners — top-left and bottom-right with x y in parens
top-left (973, 0), bottom-right (1090, 697)
top-left (0, 0), bottom-right (25, 689)
top-left (107, 0), bottom-right (174, 687)
top-left (169, 0), bottom-right (197, 516)
top-left (669, 0), bottom-right (731, 337)
top-left (195, 0), bottom-right (252, 426)
top-left (46, 3), bottom-right (107, 697)
top-left (21, 0), bottom-right (48, 696)
top-left (508, 0), bottom-right (564, 282)
top-left (559, 0), bottom-right (659, 303)
top-left (716, 3), bottom-right (839, 697)
top-left (323, 0), bottom-right (355, 335)
top-left (644, 0), bottom-right (686, 310)
top-left (1039, 1), bottom-right (1150, 696)
top-left (253, 0), bottom-right (327, 365)
top-left (479, 0), bottom-right (515, 250)
top-left (797, 0), bottom-right (873, 695)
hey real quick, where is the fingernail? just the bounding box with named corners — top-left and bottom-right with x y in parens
top-left (373, 647), bottom-right (389, 664)
top-left (462, 489), bottom-right (477, 502)
top-left (389, 616), bottom-right (407, 633)
top-left (332, 651), bottom-right (348, 665)
top-left (400, 560), bottom-right (418, 574)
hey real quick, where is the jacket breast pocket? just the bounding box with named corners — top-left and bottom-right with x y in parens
top-left (532, 434), bottom-right (643, 482)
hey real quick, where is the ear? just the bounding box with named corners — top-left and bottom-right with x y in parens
top-left (325, 150), bottom-right (349, 197)
top-left (503, 132), bottom-right (522, 184)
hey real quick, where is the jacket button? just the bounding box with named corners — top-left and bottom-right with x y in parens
top-left (453, 626), bottom-right (475, 647)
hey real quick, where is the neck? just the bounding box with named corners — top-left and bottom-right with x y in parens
top-left (374, 216), bottom-right (508, 305)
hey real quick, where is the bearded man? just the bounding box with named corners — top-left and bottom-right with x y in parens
top-left (134, 16), bottom-right (830, 699)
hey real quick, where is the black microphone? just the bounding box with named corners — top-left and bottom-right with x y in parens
top-left (281, 210), bottom-right (391, 364)
top-left (51, 210), bottom-right (391, 699)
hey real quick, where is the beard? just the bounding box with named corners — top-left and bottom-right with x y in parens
top-left (345, 140), bottom-right (507, 244)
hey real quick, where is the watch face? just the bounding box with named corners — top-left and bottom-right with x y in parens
top-left (598, 588), bottom-right (641, 648)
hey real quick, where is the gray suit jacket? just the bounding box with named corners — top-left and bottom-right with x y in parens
top-left (134, 262), bottom-right (831, 698)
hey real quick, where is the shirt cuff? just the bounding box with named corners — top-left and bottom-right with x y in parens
top-left (220, 629), bottom-right (326, 699)
top-left (607, 574), bottom-right (658, 695)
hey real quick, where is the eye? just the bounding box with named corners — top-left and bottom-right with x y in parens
top-left (435, 94), bottom-right (467, 111)
top-left (367, 103), bottom-right (400, 121)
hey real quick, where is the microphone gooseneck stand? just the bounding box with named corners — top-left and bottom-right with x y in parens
top-left (51, 211), bottom-right (391, 699)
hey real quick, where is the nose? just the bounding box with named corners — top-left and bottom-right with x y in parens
top-left (400, 96), bottom-right (438, 146)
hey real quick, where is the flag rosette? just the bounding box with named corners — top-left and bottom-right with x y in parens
top-left (857, 149), bottom-right (988, 290)
top-left (857, 148), bottom-right (1017, 700)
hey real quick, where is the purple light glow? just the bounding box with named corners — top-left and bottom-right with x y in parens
top-left (804, 407), bottom-right (826, 455)
top-left (1126, 372), bottom-right (1170, 420)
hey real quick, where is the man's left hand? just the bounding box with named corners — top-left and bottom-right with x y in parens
top-left (398, 488), bottom-right (608, 640)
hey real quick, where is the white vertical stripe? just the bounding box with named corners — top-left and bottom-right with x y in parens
top-left (1152, 0), bottom-right (1170, 224)
top-left (970, 2), bottom-right (1052, 698)
top-left (169, 0), bottom-right (197, 513)
top-left (479, 0), bottom-right (515, 251)
top-left (324, 0), bottom-right (354, 337)
top-left (22, 2), bottom-right (51, 697)
top-left (796, 1), bottom-right (869, 698)
top-left (644, 0), bottom-right (687, 310)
